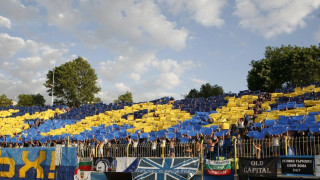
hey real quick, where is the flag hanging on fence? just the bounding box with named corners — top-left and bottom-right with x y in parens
top-left (133, 158), bottom-right (199, 180)
top-left (205, 159), bottom-right (231, 176)
top-left (115, 157), bottom-right (139, 172)
top-left (77, 157), bottom-right (93, 171)
top-left (93, 157), bottom-right (114, 172)
top-left (74, 171), bottom-right (91, 180)
top-left (316, 155), bottom-right (320, 177)
top-left (238, 157), bottom-right (277, 177)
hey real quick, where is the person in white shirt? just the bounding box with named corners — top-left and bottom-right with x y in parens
top-left (272, 135), bottom-right (280, 156)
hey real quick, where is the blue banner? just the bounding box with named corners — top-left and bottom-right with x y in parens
top-left (133, 158), bottom-right (199, 180)
top-left (0, 147), bottom-right (77, 180)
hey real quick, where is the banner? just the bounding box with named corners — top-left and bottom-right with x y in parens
top-left (281, 156), bottom-right (314, 175)
top-left (105, 172), bottom-right (132, 180)
top-left (74, 171), bottom-right (91, 180)
top-left (205, 159), bottom-right (231, 176)
top-left (77, 157), bottom-right (92, 171)
top-left (0, 147), bottom-right (77, 180)
top-left (93, 157), bottom-right (113, 172)
top-left (115, 157), bottom-right (138, 172)
top-left (239, 158), bottom-right (277, 177)
top-left (133, 158), bottom-right (199, 180)
top-left (316, 155), bottom-right (320, 177)
top-left (55, 144), bottom-right (62, 166)
top-left (56, 147), bottom-right (78, 180)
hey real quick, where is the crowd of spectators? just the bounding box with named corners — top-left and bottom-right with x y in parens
top-left (1, 91), bottom-right (320, 160)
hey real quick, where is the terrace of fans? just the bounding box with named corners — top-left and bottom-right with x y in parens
top-left (1, 84), bottom-right (320, 160)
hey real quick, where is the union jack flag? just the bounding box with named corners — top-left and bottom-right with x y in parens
top-left (133, 158), bottom-right (200, 180)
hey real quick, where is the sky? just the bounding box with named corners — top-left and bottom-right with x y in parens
top-left (0, 0), bottom-right (320, 104)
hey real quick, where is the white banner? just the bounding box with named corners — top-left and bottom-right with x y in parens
top-left (116, 157), bottom-right (137, 172)
top-left (315, 155), bottom-right (320, 176)
top-left (74, 171), bottom-right (91, 180)
top-left (55, 144), bottom-right (62, 166)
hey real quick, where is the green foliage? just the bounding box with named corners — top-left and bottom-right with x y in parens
top-left (17, 93), bottom-right (45, 107)
top-left (114, 91), bottom-right (133, 103)
top-left (247, 44), bottom-right (320, 92)
top-left (185, 83), bottom-right (224, 98)
top-left (44, 57), bottom-right (101, 107)
top-left (32, 93), bottom-right (46, 106)
top-left (0, 94), bottom-right (12, 107)
top-left (185, 89), bottom-right (199, 98)
top-left (17, 94), bottom-right (33, 106)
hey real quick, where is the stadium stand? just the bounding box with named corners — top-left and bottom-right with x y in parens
top-left (1, 83), bottom-right (320, 161)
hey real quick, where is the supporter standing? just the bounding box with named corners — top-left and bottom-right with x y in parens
top-left (79, 141), bottom-right (85, 157)
top-left (272, 135), bottom-right (280, 156)
top-left (237, 118), bottom-right (245, 137)
top-left (206, 136), bottom-right (218, 160)
top-left (98, 140), bottom-right (104, 157)
top-left (169, 138), bottom-right (175, 157)
top-left (90, 139), bottom-right (96, 157)
top-left (151, 139), bottom-right (157, 157)
top-left (253, 141), bottom-right (261, 159)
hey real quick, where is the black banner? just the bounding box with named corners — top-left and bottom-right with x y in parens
top-left (239, 158), bottom-right (277, 177)
top-left (105, 172), bottom-right (132, 180)
top-left (93, 157), bottom-right (114, 172)
top-left (281, 156), bottom-right (314, 175)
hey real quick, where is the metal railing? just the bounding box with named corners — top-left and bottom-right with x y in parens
top-left (74, 136), bottom-right (320, 173)
top-left (236, 136), bottom-right (320, 158)
top-left (76, 141), bottom-right (203, 172)
top-left (76, 136), bottom-right (320, 159)
top-left (77, 142), bottom-right (200, 158)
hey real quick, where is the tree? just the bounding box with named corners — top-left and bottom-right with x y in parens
top-left (44, 57), bottom-right (101, 107)
top-left (32, 93), bottom-right (46, 106)
top-left (17, 94), bottom-right (33, 106)
top-left (199, 83), bottom-right (224, 98)
top-left (185, 89), bottom-right (199, 98)
top-left (185, 83), bottom-right (224, 98)
top-left (247, 59), bottom-right (272, 92)
top-left (114, 91), bottom-right (133, 103)
top-left (17, 93), bottom-right (45, 106)
top-left (0, 94), bottom-right (12, 107)
top-left (247, 44), bottom-right (320, 92)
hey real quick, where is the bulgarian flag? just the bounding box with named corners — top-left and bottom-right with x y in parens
top-left (205, 159), bottom-right (231, 176)
top-left (75, 157), bottom-right (92, 175)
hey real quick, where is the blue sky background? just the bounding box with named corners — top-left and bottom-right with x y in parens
top-left (0, 0), bottom-right (320, 104)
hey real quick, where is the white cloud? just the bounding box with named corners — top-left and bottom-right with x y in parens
top-left (37, 0), bottom-right (188, 51)
top-left (0, 33), bottom-right (25, 59)
top-left (0, 16), bottom-right (11, 29)
top-left (130, 73), bottom-right (141, 82)
top-left (98, 48), bottom-right (155, 82)
top-left (160, 0), bottom-right (227, 27)
top-left (156, 72), bottom-right (181, 89)
top-left (191, 78), bottom-right (207, 86)
top-left (145, 59), bottom-right (194, 90)
top-left (35, 0), bottom-right (81, 31)
top-left (0, 33), bottom-right (67, 103)
top-left (234, 0), bottom-right (320, 38)
top-left (0, 0), bottom-right (39, 22)
top-left (96, 57), bottom-right (195, 102)
top-left (115, 83), bottom-right (131, 92)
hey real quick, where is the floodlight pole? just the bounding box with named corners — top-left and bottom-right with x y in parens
top-left (51, 61), bottom-right (55, 106)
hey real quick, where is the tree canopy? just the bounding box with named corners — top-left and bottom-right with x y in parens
top-left (0, 94), bottom-right (12, 107)
top-left (17, 94), bottom-right (33, 106)
top-left (44, 57), bottom-right (101, 107)
top-left (114, 91), bottom-right (133, 103)
top-left (247, 44), bottom-right (320, 92)
top-left (32, 93), bottom-right (46, 106)
top-left (185, 83), bottom-right (224, 98)
top-left (17, 93), bottom-right (45, 106)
